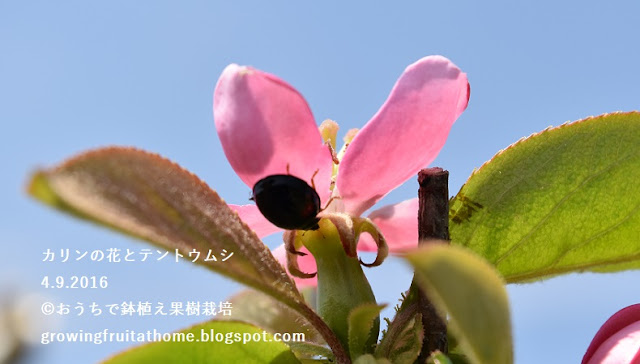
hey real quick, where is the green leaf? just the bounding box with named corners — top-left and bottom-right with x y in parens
top-left (447, 333), bottom-right (473, 364)
top-left (102, 320), bottom-right (301, 364)
top-left (450, 112), bottom-right (640, 282)
top-left (348, 303), bottom-right (385, 358)
top-left (353, 354), bottom-right (392, 364)
top-left (286, 342), bottom-right (334, 363)
top-left (406, 243), bottom-right (513, 364)
top-left (222, 289), bottom-right (324, 345)
top-left (449, 354), bottom-right (472, 364)
top-left (375, 310), bottom-right (423, 364)
top-left (28, 147), bottom-right (303, 308)
top-left (427, 351), bottom-right (453, 364)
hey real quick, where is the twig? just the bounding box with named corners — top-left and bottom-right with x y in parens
top-left (414, 167), bottom-right (449, 362)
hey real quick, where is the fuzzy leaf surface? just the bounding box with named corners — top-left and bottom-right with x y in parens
top-left (406, 244), bottom-right (512, 364)
top-left (450, 112), bottom-right (640, 282)
top-left (28, 147), bottom-right (302, 306)
top-left (102, 320), bottom-right (300, 364)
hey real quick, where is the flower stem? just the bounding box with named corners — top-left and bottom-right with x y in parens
top-left (295, 303), bottom-right (352, 364)
top-left (414, 167), bottom-right (450, 362)
top-left (301, 219), bottom-right (378, 357)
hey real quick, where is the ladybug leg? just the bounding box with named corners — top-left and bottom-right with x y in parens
top-left (310, 169), bottom-right (319, 190)
top-left (320, 196), bottom-right (342, 212)
top-left (286, 163), bottom-right (291, 175)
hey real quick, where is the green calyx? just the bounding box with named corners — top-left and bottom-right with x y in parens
top-left (298, 218), bottom-right (379, 355)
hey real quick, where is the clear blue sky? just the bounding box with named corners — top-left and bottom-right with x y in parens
top-left (1, 1), bottom-right (639, 363)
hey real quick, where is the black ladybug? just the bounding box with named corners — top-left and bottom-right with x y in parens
top-left (252, 174), bottom-right (321, 231)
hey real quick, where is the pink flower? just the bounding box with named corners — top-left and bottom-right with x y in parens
top-left (213, 56), bottom-right (469, 287)
top-left (583, 304), bottom-right (640, 364)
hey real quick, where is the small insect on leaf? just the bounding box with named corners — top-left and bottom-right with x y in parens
top-left (252, 174), bottom-right (321, 231)
top-left (450, 193), bottom-right (484, 224)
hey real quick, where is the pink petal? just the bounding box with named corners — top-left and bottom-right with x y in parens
top-left (584, 304), bottom-right (640, 364)
top-left (357, 198), bottom-right (418, 252)
top-left (229, 204), bottom-right (281, 238)
top-left (337, 56), bottom-right (470, 215)
top-left (213, 64), bottom-right (334, 202)
top-left (272, 244), bottom-right (318, 288)
top-left (586, 320), bottom-right (640, 364)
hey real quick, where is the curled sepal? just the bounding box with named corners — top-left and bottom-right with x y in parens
top-left (283, 230), bottom-right (316, 279)
top-left (320, 214), bottom-right (389, 268)
top-left (354, 217), bottom-right (389, 267)
top-left (323, 213), bottom-right (357, 257)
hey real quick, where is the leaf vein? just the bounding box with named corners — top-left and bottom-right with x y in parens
top-left (506, 249), bottom-right (640, 283)
top-left (548, 200), bottom-right (640, 268)
top-left (463, 140), bottom-right (571, 246)
top-left (495, 151), bottom-right (636, 265)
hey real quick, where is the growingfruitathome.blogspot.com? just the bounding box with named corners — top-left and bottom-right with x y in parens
top-left (41, 329), bottom-right (305, 345)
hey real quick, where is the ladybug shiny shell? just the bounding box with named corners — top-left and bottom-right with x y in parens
top-left (252, 174), bottom-right (321, 231)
